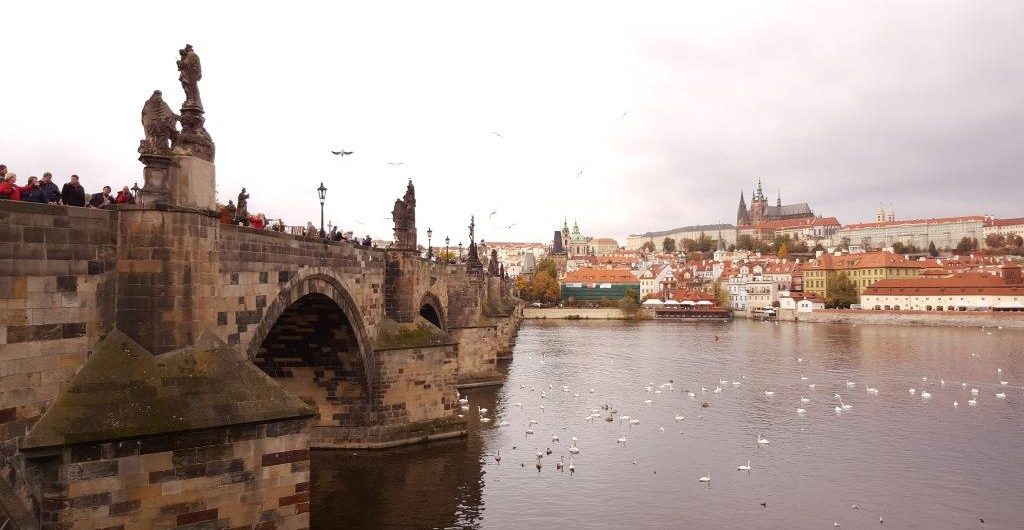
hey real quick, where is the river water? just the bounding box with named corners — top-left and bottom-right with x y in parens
top-left (312, 320), bottom-right (1024, 529)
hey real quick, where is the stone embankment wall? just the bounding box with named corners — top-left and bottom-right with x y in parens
top-left (523, 307), bottom-right (626, 320)
top-left (0, 202), bottom-right (118, 511)
top-left (35, 419), bottom-right (311, 530)
top-left (778, 308), bottom-right (1024, 328)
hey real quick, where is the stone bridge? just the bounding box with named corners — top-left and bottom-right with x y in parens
top-left (0, 193), bottom-right (521, 528)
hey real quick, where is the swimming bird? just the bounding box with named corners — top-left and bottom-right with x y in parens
top-left (920, 390), bottom-right (931, 399)
top-left (495, 450), bottom-right (501, 463)
top-left (535, 447), bottom-right (544, 458)
top-left (909, 388), bottom-right (916, 395)
top-left (674, 414), bottom-right (685, 422)
top-left (545, 447), bottom-right (552, 455)
top-left (996, 392), bottom-right (1006, 399)
top-left (954, 401), bottom-right (959, 408)
top-left (808, 384), bottom-right (816, 389)
top-left (551, 434), bottom-right (559, 442)
top-left (1000, 381), bottom-right (1009, 386)
top-left (764, 391), bottom-right (775, 396)
top-left (617, 435), bottom-right (627, 444)
top-left (713, 386), bottom-right (722, 394)
top-left (971, 388), bottom-right (980, 396)
top-left (738, 460), bottom-right (751, 471)
top-left (478, 406), bottom-right (488, 414)
top-left (480, 417), bottom-right (492, 423)
top-left (800, 396), bottom-right (810, 403)
top-left (526, 427), bottom-right (534, 435)
top-left (698, 473), bottom-right (711, 483)
top-left (568, 442), bottom-right (580, 455)
top-left (568, 458), bottom-right (575, 473)
top-left (757, 433), bottom-right (770, 445)
top-left (846, 380), bottom-right (856, 388)
top-left (556, 456), bottom-right (564, 470)
top-left (866, 386), bottom-right (879, 395)
top-left (968, 399), bottom-right (977, 406)
top-left (797, 408), bottom-right (807, 415)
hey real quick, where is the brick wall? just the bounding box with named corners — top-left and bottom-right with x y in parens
top-left (0, 202), bottom-right (118, 507)
top-left (27, 418), bottom-right (312, 530)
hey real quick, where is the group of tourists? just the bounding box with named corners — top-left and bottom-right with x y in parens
top-left (0, 164), bottom-right (135, 208)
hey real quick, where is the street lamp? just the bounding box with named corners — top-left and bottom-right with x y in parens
top-left (458, 242), bottom-right (464, 261)
top-left (427, 227), bottom-right (433, 259)
top-left (317, 182), bottom-right (327, 238)
top-left (445, 236), bottom-right (450, 262)
top-left (130, 182), bottom-right (141, 202)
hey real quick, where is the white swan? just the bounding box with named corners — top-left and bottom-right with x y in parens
top-left (808, 384), bottom-right (816, 389)
top-left (478, 406), bottom-right (488, 414)
top-left (866, 386), bottom-right (878, 395)
top-left (480, 417), bottom-right (492, 423)
top-left (953, 400), bottom-right (959, 408)
top-left (764, 391), bottom-right (775, 396)
top-left (995, 392), bottom-right (1006, 399)
top-left (617, 435), bottom-right (627, 444)
top-left (971, 388), bottom-right (979, 396)
top-left (967, 398), bottom-right (977, 406)
top-left (713, 386), bottom-right (722, 394)
top-left (737, 460), bottom-right (751, 471)
top-left (551, 434), bottom-right (559, 442)
top-left (698, 473), bottom-right (711, 483)
top-left (757, 433), bottom-right (770, 444)
top-left (800, 396), bottom-right (810, 403)
top-left (568, 442), bottom-right (580, 455)
top-left (674, 414), bottom-right (685, 422)
top-left (797, 408), bottom-right (807, 415)
top-left (908, 388), bottom-right (916, 395)
top-left (920, 391), bottom-right (931, 399)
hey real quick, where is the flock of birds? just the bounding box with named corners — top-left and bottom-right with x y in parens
top-left (453, 346), bottom-right (1018, 528)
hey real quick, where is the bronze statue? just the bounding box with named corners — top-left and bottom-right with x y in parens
top-left (138, 90), bottom-right (179, 156)
top-left (235, 188), bottom-right (249, 225)
top-left (177, 44), bottom-right (203, 109)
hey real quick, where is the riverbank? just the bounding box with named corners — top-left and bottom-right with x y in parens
top-left (778, 308), bottom-right (1024, 328)
top-left (522, 307), bottom-right (627, 319)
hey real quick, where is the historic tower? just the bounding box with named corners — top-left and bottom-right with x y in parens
top-left (736, 192), bottom-right (751, 226)
top-left (750, 179), bottom-right (768, 225)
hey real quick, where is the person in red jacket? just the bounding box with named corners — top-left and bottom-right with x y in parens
top-left (0, 174), bottom-right (22, 201)
top-left (114, 186), bottom-right (136, 204)
top-left (249, 213), bottom-right (266, 229)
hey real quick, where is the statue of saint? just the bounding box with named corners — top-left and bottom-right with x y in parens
top-left (138, 90), bottom-right (179, 155)
top-left (468, 215), bottom-right (476, 243)
top-left (235, 188), bottom-right (249, 225)
top-left (177, 44), bottom-right (203, 109)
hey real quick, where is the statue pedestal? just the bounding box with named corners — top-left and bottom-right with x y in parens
top-left (138, 154), bottom-right (176, 207)
top-left (173, 155), bottom-right (216, 211)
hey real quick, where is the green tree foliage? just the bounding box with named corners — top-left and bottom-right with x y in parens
top-left (826, 272), bottom-right (859, 308)
top-left (735, 234), bottom-right (755, 250)
top-left (955, 237), bottom-right (979, 255)
top-left (891, 242), bottom-right (921, 255)
top-left (928, 241), bottom-right (938, 257)
top-left (640, 241), bottom-right (656, 253)
top-left (812, 242), bottom-right (825, 253)
top-left (662, 237), bottom-right (677, 253)
top-left (985, 234), bottom-right (1006, 249)
top-left (712, 280), bottom-right (730, 307)
top-left (618, 287), bottom-right (640, 317)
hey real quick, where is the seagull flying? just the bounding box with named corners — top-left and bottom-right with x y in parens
top-left (489, 209), bottom-right (498, 218)
top-left (386, 162), bottom-right (405, 166)
top-left (330, 149), bottom-right (354, 156)
top-left (576, 168), bottom-right (585, 178)
top-left (491, 131), bottom-right (504, 138)
top-left (506, 223), bottom-right (517, 229)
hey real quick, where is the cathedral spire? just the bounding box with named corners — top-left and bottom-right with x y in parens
top-left (736, 191), bottom-right (750, 227)
top-left (777, 187), bottom-right (781, 208)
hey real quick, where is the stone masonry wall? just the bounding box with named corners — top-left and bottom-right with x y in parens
top-left (27, 418), bottom-right (312, 530)
top-left (384, 251), bottom-right (451, 326)
top-left (215, 225), bottom-right (386, 355)
top-left (0, 202), bottom-right (117, 509)
top-left (376, 344), bottom-right (459, 426)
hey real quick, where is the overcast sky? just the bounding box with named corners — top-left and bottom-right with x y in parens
top-left (3, 1), bottom-right (1022, 244)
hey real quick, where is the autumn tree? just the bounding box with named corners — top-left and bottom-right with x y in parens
top-left (776, 242), bottom-right (790, 259)
top-left (640, 241), bottom-right (656, 253)
top-left (662, 237), bottom-right (677, 253)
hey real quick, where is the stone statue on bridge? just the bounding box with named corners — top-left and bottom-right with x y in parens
top-left (392, 180), bottom-right (417, 249)
top-left (488, 249), bottom-right (499, 276)
top-left (138, 90), bottom-right (179, 157)
top-left (177, 44), bottom-right (203, 110)
top-left (235, 188), bottom-right (250, 226)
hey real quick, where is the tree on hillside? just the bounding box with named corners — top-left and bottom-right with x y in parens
top-left (516, 258), bottom-right (561, 303)
top-left (891, 242), bottom-right (920, 255)
top-left (812, 242), bottom-right (825, 253)
top-left (712, 280), bottom-right (730, 307)
top-left (826, 272), bottom-right (859, 309)
top-left (736, 234), bottom-right (755, 251)
top-left (928, 241), bottom-right (939, 257)
top-left (640, 241), bottom-right (656, 253)
top-left (776, 242), bottom-right (790, 259)
top-left (985, 233), bottom-right (1006, 249)
top-left (955, 237), bottom-right (979, 255)
top-left (790, 240), bottom-right (809, 253)
top-left (662, 237), bottom-right (677, 253)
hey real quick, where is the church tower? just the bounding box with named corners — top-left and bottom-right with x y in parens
top-left (750, 179), bottom-right (768, 225)
top-left (736, 191), bottom-right (751, 226)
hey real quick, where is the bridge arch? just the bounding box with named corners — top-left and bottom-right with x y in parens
top-left (418, 291), bottom-right (447, 330)
top-left (247, 270), bottom-right (377, 396)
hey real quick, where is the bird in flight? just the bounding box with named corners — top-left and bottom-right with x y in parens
top-left (491, 131), bottom-right (504, 138)
top-left (576, 168), bottom-right (585, 178)
top-left (386, 162), bottom-right (405, 166)
top-left (330, 149), bottom-right (354, 156)
top-left (621, 109), bottom-right (628, 120)
top-left (489, 209), bottom-right (498, 218)
top-left (506, 223), bottom-right (517, 229)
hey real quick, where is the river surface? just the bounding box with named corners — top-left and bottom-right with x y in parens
top-left (312, 320), bottom-right (1024, 529)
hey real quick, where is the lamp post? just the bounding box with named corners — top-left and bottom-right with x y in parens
top-left (445, 236), bottom-right (450, 263)
top-left (458, 242), bottom-right (464, 261)
top-left (426, 227), bottom-right (433, 259)
top-left (317, 182), bottom-right (327, 238)
top-left (130, 182), bottom-right (141, 202)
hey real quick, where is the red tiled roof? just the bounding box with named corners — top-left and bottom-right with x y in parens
top-left (807, 252), bottom-right (921, 271)
top-left (843, 215), bottom-right (987, 230)
top-left (755, 217), bottom-right (841, 230)
top-left (864, 272), bottom-right (1024, 296)
top-left (986, 217), bottom-right (1024, 227)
